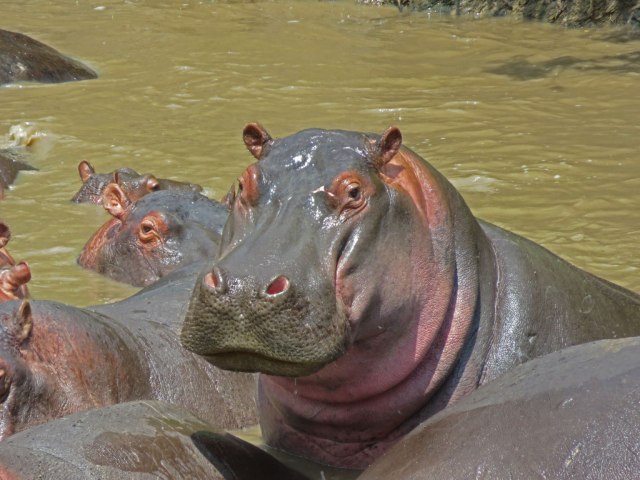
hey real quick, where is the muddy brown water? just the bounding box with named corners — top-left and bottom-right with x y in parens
top-left (3, 2), bottom-right (639, 307)
top-left (0, 2), bottom-right (639, 478)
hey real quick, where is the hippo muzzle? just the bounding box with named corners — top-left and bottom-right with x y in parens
top-left (181, 264), bottom-right (350, 376)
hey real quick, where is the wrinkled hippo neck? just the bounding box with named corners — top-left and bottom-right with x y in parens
top-left (259, 149), bottom-right (489, 469)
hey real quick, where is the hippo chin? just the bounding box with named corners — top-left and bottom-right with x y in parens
top-left (181, 124), bottom-right (640, 469)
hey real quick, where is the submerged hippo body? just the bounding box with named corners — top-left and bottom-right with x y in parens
top-left (0, 275), bottom-right (257, 439)
top-left (181, 124), bottom-right (640, 469)
top-left (0, 400), bottom-right (305, 480)
top-left (0, 29), bottom-right (96, 85)
top-left (71, 160), bottom-right (202, 204)
top-left (0, 149), bottom-right (36, 198)
top-left (78, 188), bottom-right (228, 287)
top-left (360, 336), bottom-right (640, 479)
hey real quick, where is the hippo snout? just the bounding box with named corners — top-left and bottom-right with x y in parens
top-left (181, 266), bottom-right (350, 377)
top-left (203, 266), bottom-right (291, 299)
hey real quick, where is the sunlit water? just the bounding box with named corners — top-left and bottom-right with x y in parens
top-left (1, 1), bottom-right (638, 310)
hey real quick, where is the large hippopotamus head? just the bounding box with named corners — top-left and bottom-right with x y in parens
top-left (78, 188), bottom-right (229, 287)
top-left (181, 124), bottom-right (482, 467)
top-left (182, 123), bottom-right (478, 377)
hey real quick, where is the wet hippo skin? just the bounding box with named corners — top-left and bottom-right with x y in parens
top-left (0, 149), bottom-right (36, 199)
top-left (181, 124), bottom-right (640, 469)
top-left (0, 275), bottom-right (257, 439)
top-left (78, 188), bottom-right (228, 287)
top-left (0, 400), bottom-right (306, 480)
top-left (71, 160), bottom-right (202, 204)
top-left (358, 336), bottom-right (640, 479)
top-left (0, 223), bottom-right (30, 302)
top-left (0, 29), bottom-right (97, 85)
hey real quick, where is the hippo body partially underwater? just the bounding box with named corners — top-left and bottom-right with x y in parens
top-left (0, 28), bottom-right (96, 85)
top-left (181, 124), bottom-right (640, 469)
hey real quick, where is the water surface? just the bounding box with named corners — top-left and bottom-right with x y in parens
top-left (1, 1), bottom-right (638, 307)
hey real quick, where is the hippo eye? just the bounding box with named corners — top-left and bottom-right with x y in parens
top-left (347, 185), bottom-right (361, 200)
top-left (238, 180), bottom-right (244, 192)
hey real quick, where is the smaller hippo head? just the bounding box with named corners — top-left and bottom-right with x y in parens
top-left (78, 186), bottom-right (227, 287)
top-left (0, 300), bottom-right (35, 439)
top-left (71, 161), bottom-right (203, 204)
top-left (0, 263), bottom-right (31, 302)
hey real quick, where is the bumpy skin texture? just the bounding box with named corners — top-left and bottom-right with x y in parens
top-left (360, 336), bottom-right (640, 479)
top-left (0, 29), bottom-right (96, 85)
top-left (0, 400), bottom-right (305, 480)
top-left (0, 267), bottom-right (257, 440)
top-left (71, 160), bottom-right (202, 204)
top-left (181, 124), bottom-right (640, 469)
top-left (78, 189), bottom-right (228, 287)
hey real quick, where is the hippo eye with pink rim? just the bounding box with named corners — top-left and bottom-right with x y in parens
top-left (327, 171), bottom-right (370, 216)
top-left (236, 164), bottom-right (260, 207)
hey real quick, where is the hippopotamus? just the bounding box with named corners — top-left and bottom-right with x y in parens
top-left (0, 269), bottom-right (257, 438)
top-left (0, 223), bottom-right (30, 301)
top-left (0, 400), bottom-right (306, 480)
top-left (0, 148), bottom-right (36, 198)
top-left (180, 124), bottom-right (640, 469)
top-left (359, 336), bottom-right (640, 479)
top-left (0, 28), bottom-right (97, 85)
top-left (78, 187), bottom-right (228, 287)
top-left (71, 160), bottom-right (203, 204)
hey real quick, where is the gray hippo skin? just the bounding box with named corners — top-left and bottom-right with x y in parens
top-left (0, 400), bottom-right (306, 480)
top-left (0, 268), bottom-right (257, 439)
top-left (78, 187), bottom-right (228, 287)
top-left (0, 29), bottom-right (96, 85)
top-left (0, 149), bottom-right (36, 198)
top-left (359, 336), bottom-right (640, 480)
top-left (71, 160), bottom-right (202, 204)
top-left (181, 124), bottom-right (640, 469)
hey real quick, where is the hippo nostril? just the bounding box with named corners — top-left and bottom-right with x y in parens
top-left (265, 275), bottom-right (290, 297)
top-left (203, 267), bottom-right (227, 294)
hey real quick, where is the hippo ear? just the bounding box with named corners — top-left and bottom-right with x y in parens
top-left (0, 223), bottom-right (10, 249)
top-left (145, 175), bottom-right (160, 193)
top-left (78, 160), bottom-right (95, 183)
top-left (102, 183), bottom-right (132, 220)
top-left (12, 300), bottom-right (33, 344)
top-left (373, 127), bottom-right (403, 169)
top-left (243, 123), bottom-right (272, 160)
top-left (0, 263), bottom-right (31, 301)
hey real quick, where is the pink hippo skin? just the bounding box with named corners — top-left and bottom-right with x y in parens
top-left (0, 223), bottom-right (30, 302)
top-left (181, 124), bottom-right (640, 470)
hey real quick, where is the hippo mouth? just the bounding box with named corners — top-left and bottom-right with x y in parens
top-left (199, 351), bottom-right (331, 377)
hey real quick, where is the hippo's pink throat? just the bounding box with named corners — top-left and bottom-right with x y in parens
top-left (258, 256), bottom-right (477, 469)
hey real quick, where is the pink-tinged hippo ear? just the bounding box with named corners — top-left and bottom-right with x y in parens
top-left (78, 160), bottom-right (95, 183)
top-left (0, 262), bottom-right (31, 301)
top-left (13, 299), bottom-right (33, 344)
top-left (373, 127), bottom-right (403, 169)
top-left (102, 183), bottom-right (132, 220)
top-left (0, 223), bottom-right (10, 249)
top-left (243, 123), bottom-right (272, 160)
top-left (145, 175), bottom-right (160, 192)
